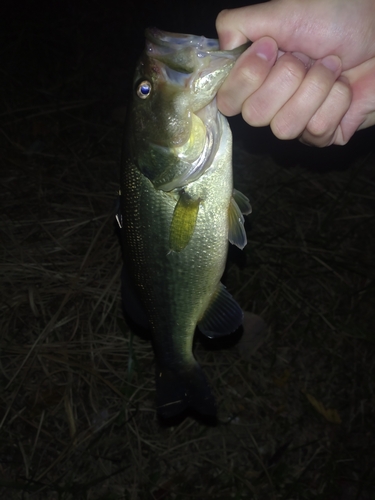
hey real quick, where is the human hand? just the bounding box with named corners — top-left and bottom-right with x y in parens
top-left (216, 0), bottom-right (375, 146)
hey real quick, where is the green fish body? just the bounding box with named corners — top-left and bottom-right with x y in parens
top-left (120, 29), bottom-right (251, 418)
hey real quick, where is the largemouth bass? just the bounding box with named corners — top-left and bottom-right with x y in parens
top-left (120, 28), bottom-right (251, 418)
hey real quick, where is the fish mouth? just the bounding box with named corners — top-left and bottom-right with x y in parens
top-left (145, 27), bottom-right (221, 54)
top-left (145, 27), bottom-right (249, 76)
top-left (145, 27), bottom-right (249, 55)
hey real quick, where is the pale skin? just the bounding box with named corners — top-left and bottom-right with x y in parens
top-left (216, 0), bottom-right (375, 146)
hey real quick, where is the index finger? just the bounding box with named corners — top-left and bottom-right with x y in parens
top-left (216, 8), bottom-right (250, 49)
top-left (216, 4), bottom-right (275, 49)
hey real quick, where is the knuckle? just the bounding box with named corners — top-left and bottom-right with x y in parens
top-left (216, 10), bottom-right (229, 32)
top-left (299, 133), bottom-right (331, 148)
top-left (217, 93), bottom-right (238, 117)
top-left (306, 81), bottom-right (352, 138)
top-left (242, 99), bottom-right (267, 126)
top-left (271, 116), bottom-right (298, 140)
top-left (307, 78), bottom-right (330, 96)
top-left (334, 79), bottom-right (352, 102)
top-left (238, 63), bottom-right (263, 88)
top-left (279, 57), bottom-right (306, 85)
top-left (307, 109), bottom-right (331, 138)
top-left (307, 107), bottom-right (335, 139)
top-left (306, 116), bottom-right (329, 138)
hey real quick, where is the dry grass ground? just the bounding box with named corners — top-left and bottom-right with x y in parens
top-left (1, 5), bottom-right (375, 500)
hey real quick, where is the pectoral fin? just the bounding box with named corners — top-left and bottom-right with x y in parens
top-left (233, 188), bottom-right (252, 215)
top-left (228, 189), bottom-right (251, 250)
top-left (197, 283), bottom-right (243, 338)
top-left (169, 191), bottom-right (200, 252)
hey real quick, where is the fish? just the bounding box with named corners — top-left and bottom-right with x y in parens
top-left (119, 28), bottom-right (251, 418)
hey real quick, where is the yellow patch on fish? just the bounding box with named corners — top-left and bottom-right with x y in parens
top-left (169, 191), bottom-right (200, 252)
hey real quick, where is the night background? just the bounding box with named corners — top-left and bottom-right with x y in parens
top-left (1, 0), bottom-right (374, 498)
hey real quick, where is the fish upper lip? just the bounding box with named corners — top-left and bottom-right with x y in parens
top-left (145, 27), bottom-right (220, 52)
top-left (145, 27), bottom-right (251, 58)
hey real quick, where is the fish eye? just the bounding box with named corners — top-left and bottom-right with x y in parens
top-left (136, 80), bottom-right (152, 99)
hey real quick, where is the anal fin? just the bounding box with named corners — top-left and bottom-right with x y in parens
top-left (197, 283), bottom-right (243, 339)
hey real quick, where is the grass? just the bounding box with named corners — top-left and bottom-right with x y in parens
top-left (1, 6), bottom-right (375, 500)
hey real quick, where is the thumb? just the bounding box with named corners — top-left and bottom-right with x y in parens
top-left (216, 3), bottom-right (290, 50)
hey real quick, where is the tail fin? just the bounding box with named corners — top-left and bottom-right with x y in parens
top-left (155, 362), bottom-right (217, 419)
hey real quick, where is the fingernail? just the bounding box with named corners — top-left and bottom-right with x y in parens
top-left (255, 39), bottom-right (277, 62)
top-left (321, 55), bottom-right (341, 72)
top-left (338, 74), bottom-right (350, 85)
top-left (291, 51), bottom-right (312, 68)
top-left (299, 137), bottom-right (313, 147)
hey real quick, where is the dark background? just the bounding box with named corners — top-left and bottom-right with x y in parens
top-left (2, 0), bottom-right (374, 171)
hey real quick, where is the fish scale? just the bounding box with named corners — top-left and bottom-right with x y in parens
top-left (123, 143), bottom-right (230, 362)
